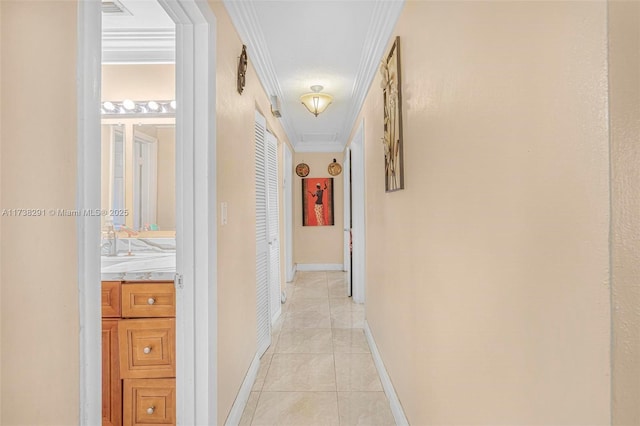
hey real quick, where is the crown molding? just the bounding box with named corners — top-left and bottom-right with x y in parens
top-left (224, 0), bottom-right (404, 152)
top-left (337, 0), bottom-right (405, 145)
top-left (294, 141), bottom-right (345, 154)
top-left (223, 0), bottom-right (300, 146)
top-left (102, 28), bottom-right (175, 63)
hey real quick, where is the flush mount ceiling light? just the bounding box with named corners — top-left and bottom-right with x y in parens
top-left (300, 85), bottom-right (333, 117)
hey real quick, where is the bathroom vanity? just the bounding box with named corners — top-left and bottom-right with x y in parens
top-left (102, 280), bottom-right (176, 426)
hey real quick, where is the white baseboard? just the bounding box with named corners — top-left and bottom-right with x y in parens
top-left (295, 263), bottom-right (344, 271)
top-left (364, 321), bottom-right (409, 426)
top-left (224, 352), bottom-right (261, 426)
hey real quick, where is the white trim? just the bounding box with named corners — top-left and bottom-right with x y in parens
top-left (351, 120), bottom-right (366, 304)
top-left (225, 0), bottom-right (404, 151)
top-left (77, 0), bottom-right (102, 423)
top-left (343, 148), bottom-right (352, 297)
top-left (288, 263), bottom-right (298, 283)
top-left (296, 263), bottom-right (344, 272)
top-left (284, 144), bottom-right (294, 283)
top-left (224, 353), bottom-right (261, 426)
top-left (294, 142), bottom-right (345, 154)
top-left (337, 0), bottom-right (405, 146)
top-left (364, 321), bottom-right (409, 426)
top-left (223, 0), bottom-right (299, 146)
top-left (157, 1), bottom-right (218, 424)
top-left (78, 0), bottom-right (217, 424)
top-left (102, 28), bottom-right (176, 64)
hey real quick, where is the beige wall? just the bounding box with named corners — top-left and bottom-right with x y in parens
top-left (610, 1), bottom-right (640, 424)
top-left (293, 152), bottom-right (344, 266)
top-left (349, 1), bottom-right (611, 424)
top-left (207, 2), bottom-right (291, 423)
top-left (0, 1), bottom-right (79, 424)
top-left (102, 64), bottom-right (175, 100)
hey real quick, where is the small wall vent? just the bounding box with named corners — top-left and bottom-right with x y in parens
top-left (102, 0), bottom-right (132, 15)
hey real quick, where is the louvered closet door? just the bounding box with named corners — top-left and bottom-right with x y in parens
top-left (255, 111), bottom-right (271, 357)
top-left (266, 131), bottom-right (281, 323)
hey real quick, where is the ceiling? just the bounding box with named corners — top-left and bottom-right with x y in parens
top-left (102, 0), bottom-right (404, 152)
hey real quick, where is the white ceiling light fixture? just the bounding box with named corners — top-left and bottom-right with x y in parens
top-left (122, 99), bottom-right (136, 111)
top-left (147, 100), bottom-right (160, 112)
top-left (101, 99), bottom-right (177, 117)
top-left (300, 85), bottom-right (333, 117)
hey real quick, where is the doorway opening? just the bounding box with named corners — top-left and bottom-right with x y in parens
top-left (77, 0), bottom-right (217, 423)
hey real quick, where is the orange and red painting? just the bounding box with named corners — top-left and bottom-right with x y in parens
top-left (302, 178), bottom-right (334, 226)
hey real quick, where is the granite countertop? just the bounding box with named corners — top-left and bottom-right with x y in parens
top-left (101, 237), bottom-right (176, 281)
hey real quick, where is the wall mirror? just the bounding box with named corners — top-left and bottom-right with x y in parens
top-left (101, 117), bottom-right (176, 236)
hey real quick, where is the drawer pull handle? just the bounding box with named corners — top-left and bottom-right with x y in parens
top-left (143, 346), bottom-right (152, 354)
top-left (147, 297), bottom-right (156, 305)
top-left (147, 406), bottom-right (155, 415)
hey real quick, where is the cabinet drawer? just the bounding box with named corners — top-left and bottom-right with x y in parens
top-left (119, 318), bottom-right (175, 379)
top-left (123, 378), bottom-right (175, 426)
top-left (121, 283), bottom-right (175, 318)
top-left (102, 281), bottom-right (121, 318)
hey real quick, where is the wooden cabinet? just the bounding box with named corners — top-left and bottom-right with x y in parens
top-left (119, 318), bottom-right (176, 379)
top-left (121, 283), bottom-right (175, 318)
top-left (102, 319), bottom-right (121, 426)
top-left (102, 281), bottom-right (176, 426)
top-left (123, 379), bottom-right (176, 426)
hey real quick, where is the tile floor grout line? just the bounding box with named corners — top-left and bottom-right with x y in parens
top-left (244, 271), bottom-right (394, 425)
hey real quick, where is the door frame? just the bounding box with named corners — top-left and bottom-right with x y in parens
top-left (351, 120), bottom-right (366, 303)
top-left (284, 144), bottom-right (294, 282)
top-left (343, 147), bottom-right (352, 296)
top-left (77, 0), bottom-right (217, 423)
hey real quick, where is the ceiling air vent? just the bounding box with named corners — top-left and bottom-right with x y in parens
top-left (101, 0), bottom-right (132, 15)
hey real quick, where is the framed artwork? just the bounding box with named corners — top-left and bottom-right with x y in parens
top-left (380, 36), bottom-right (404, 192)
top-left (302, 178), bottom-right (334, 226)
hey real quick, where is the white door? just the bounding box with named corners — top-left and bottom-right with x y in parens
top-left (343, 148), bottom-right (352, 296)
top-left (133, 134), bottom-right (158, 230)
top-left (255, 111), bottom-right (272, 357)
top-left (266, 130), bottom-right (282, 323)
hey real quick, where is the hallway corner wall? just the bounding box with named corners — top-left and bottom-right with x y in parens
top-left (348, 1), bottom-right (611, 424)
top-left (1, 0), bottom-right (80, 423)
top-left (293, 151), bottom-right (344, 268)
top-left (208, 1), bottom-right (292, 423)
top-left (610, 1), bottom-right (640, 424)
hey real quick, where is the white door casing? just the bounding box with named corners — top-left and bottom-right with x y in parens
top-left (284, 144), bottom-right (294, 282)
top-left (266, 130), bottom-right (282, 323)
top-left (351, 121), bottom-right (365, 304)
top-left (78, 0), bottom-right (217, 424)
top-left (343, 148), bottom-right (352, 296)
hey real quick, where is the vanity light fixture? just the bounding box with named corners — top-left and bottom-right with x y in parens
top-left (300, 85), bottom-right (333, 117)
top-left (101, 100), bottom-right (177, 117)
top-left (103, 101), bottom-right (116, 112)
top-left (122, 99), bottom-right (136, 111)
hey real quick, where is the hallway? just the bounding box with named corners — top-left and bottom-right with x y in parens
top-left (240, 271), bottom-right (395, 425)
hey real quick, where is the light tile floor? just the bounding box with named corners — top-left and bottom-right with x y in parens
top-left (239, 271), bottom-right (395, 426)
